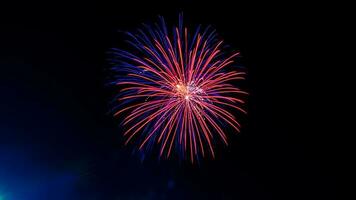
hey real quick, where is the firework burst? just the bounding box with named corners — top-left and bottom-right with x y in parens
top-left (110, 14), bottom-right (247, 163)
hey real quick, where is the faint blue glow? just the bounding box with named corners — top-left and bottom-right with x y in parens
top-left (167, 179), bottom-right (175, 190)
top-left (0, 144), bottom-right (80, 200)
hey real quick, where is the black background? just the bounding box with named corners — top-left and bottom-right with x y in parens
top-left (1, 1), bottom-right (342, 199)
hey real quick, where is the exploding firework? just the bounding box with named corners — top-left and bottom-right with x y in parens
top-left (110, 14), bottom-right (247, 163)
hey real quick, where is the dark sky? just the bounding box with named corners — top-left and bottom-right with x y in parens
top-left (0, 1), bottom-right (342, 199)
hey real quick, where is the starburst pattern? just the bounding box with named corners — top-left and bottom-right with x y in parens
top-left (110, 15), bottom-right (247, 163)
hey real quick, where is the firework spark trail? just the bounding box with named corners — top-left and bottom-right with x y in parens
top-left (110, 14), bottom-right (247, 163)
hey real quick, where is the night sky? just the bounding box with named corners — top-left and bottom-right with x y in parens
top-left (1, 1), bottom-right (341, 199)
